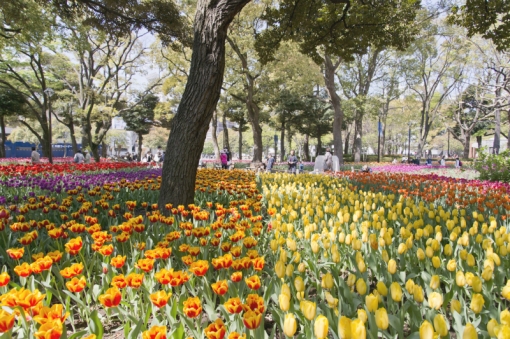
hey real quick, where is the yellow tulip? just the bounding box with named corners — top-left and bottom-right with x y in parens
top-left (347, 273), bottom-right (356, 287)
top-left (417, 248), bottom-right (426, 261)
top-left (470, 293), bottom-right (485, 314)
top-left (279, 293), bottom-right (290, 311)
top-left (281, 283), bottom-right (291, 297)
top-left (447, 259), bottom-right (457, 272)
top-left (482, 265), bottom-right (493, 281)
top-left (466, 254), bottom-right (475, 267)
top-left (325, 291), bottom-right (338, 308)
top-left (433, 314), bottom-right (448, 337)
top-left (365, 294), bottom-right (378, 313)
top-left (314, 315), bottom-right (329, 339)
top-left (501, 309), bottom-right (510, 325)
top-left (388, 259), bottom-right (397, 274)
top-left (498, 325), bottom-right (510, 339)
top-left (298, 263), bottom-right (306, 273)
top-left (294, 276), bottom-right (305, 292)
top-left (419, 320), bottom-right (434, 339)
top-left (463, 323), bottom-right (478, 339)
top-left (390, 282), bottom-right (402, 302)
top-left (471, 277), bottom-right (482, 293)
top-left (451, 299), bottom-right (461, 314)
top-left (350, 319), bottom-right (366, 339)
top-left (377, 281), bottom-right (388, 296)
top-left (456, 271), bottom-right (466, 287)
top-left (488, 319), bottom-right (499, 337)
top-left (356, 278), bottom-right (367, 296)
top-left (428, 292), bottom-right (443, 310)
top-left (375, 308), bottom-right (389, 330)
top-left (300, 300), bottom-right (316, 321)
top-left (283, 313), bottom-right (297, 337)
top-left (405, 279), bottom-right (415, 294)
top-left (502, 285), bottom-right (510, 300)
top-left (357, 309), bottom-right (368, 324)
top-left (413, 285), bottom-right (425, 303)
top-left (321, 273), bottom-right (334, 289)
top-left (275, 261), bottom-right (285, 278)
top-left (432, 256), bottom-right (441, 268)
top-left (338, 316), bottom-right (352, 339)
top-left (430, 275), bottom-right (440, 289)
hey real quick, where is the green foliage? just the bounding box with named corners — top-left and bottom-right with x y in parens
top-left (474, 148), bottom-right (510, 182)
top-left (0, 87), bottom-right (25, 117)
top-left (449, 0), bottom-right (510, 52)
top-left (120, 93), bottom-right (159, 136)
top-left (256, 0), bottom-right (421, 64)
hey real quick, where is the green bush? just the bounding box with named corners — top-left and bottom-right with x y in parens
top-left (473, 149), bottom-right (510, 182)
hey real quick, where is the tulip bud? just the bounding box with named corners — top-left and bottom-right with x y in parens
top-left (447, 259), bottom-right (457, 272)
top-left (321, 273), bottom-right (334, 289)
top-left (376, 281), bottom-right (388, 296)
top-left (405, 279), bottom-right (415, 294)
top-left (285, 264), bottom-right (294, 277)
top-left (451, 299), bottom-right (461, 314)
top-left (294, 276), bottom-right (304, 292)
top-left (413, 285), bottom-right (424, 303)
top-left (463, 323), bottom-right (478, 339)
top-left (365, 294), bottom-right (378, 312)
top-left (388, 259), bottom-right (397, 274)
top-left (471, 276), bottom-right (482, 293)
top-left (300, 300), bottom-right (316, 321)
top-left (375, 308), bottom-right (389, 330)
top-left (428, 292), bottom-right (443, 310)
top-left (314, 315), bottom-right (329, 339)
top-left (283, 313), bottom-right (297, 337)
top-left (275, 261), bottom-right (285, 279)
top-left (356, 278), bottom-right (367, 296)
top-left (358, 309), bottom-right (368, 324)
top-left (298, 262), bottom-right (306, 273)
top-left (488, 319), bottom-right (499, 337)
top-left (433, 314), bottom-right (448, 337)
top-left (430, 275), bottom-right (440, 289)
top-left (420, 320), bottom-right (434, 339)
top-left (456, 271), bottom-right (466, 287)
top-left (390, 282), bottom-right (402, 302)
top-left (470, 293), bottom-right (485, 314)
top-left (279, 293), bottom-right (290, 311)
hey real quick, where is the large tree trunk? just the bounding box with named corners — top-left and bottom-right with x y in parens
top-left (324, 55), bottom-right (343, 163)
top-left (222, 112), bottom-right (230, 151)
top-left (0, 115), bottom-right (5, 158)
top-left (159, 0), bottom-right (250, 208)
top-left (303, 134), bottom-right (310, 161)
top-left (101, 141), bottom-right (107, 159)
top-left (211, 110), bottom-right (220, 160)
top-left (68, 123), bottom-right (78, 154)
top-left (248, 102), bottom-right (263, 161)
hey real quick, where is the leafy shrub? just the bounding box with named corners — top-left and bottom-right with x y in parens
top-left (474, 148), bottom-right (510, 182)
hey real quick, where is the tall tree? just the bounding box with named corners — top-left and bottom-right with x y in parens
top-left (0, 87), bottom-right (25, 157)
top-left (120, 93), bottom-right (159, 161)
top-left (224, 100), bottom-right (249, 160)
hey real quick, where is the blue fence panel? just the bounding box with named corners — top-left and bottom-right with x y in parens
top-left (3, 141), bottom-right (102, 158)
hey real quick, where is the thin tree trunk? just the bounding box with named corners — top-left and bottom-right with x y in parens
top-left (344, 130), bottom-right (350, 155)
top-left (353, 114), bottom-right (362, 162)
top-left (211, 110), bottom-right (220, 160)
top-left (138, 132), bottom-right (143, 161)
top-left (494, 107), bottom-right (500, 154)
top-left (0, 115), bottom-right (5, 158)
top-left (463, 134), bottom-right (470, 159)
top-left (222, 112), bottom-right (230, 151)
top-left (238, 126), bottom-right (242, 160)
top-left (280, 121), bottom-right (285, 162)
top-left (303, 134), bottom-right (310, 161)
top-left (324, 54), bottom-right (343, 163)
top-left (476, 135), bottom-right (482, 157)
top-left (101, 141), bottom-right (107, 159)
top-left (248, 102), bottom-right (263, 162)
top-left (159, 0), bottom-right (250, 209)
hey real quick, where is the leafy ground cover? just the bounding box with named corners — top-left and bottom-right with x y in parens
top-left (0, 163), bottom-right (508, 339)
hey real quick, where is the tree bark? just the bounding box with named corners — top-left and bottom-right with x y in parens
top-left (211, 110), bottom-right (220, 160)
top-left (324, 55), bottom-right (343, 163)
top-left (159, 0), bottom-right (250, 208)
top-left (280, 121), bottom-right (285, 162)
top-left (494, 107), bottom-right (500, 154)
top-left (344, 129), bottom-right (350, 155)
top-left (353, 111), bottom-right (362, 162)
top-left (138, 132), bottom-right (143, 161)
top-left (238, 125), bottom-right (242, 160)
top-left (0, 115), bottom-right (5, 158)
top-left (303, 134), bottom-right (310, 161)
top-left (222, 111), bottom-right (230, 151)
top-left (463, 134), bottom-right (470, 159)
top-left (507, 109), bottom-right (510, 151)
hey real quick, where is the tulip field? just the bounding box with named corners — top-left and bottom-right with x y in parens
top-left (0, 163), bottom-right (510, 339)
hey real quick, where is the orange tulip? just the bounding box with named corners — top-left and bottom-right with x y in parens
top-left (111, 275), bottom-right (128, 289)
top-left (0, 272), bottom-right (10, 287)
top-left (98, 287), bottom-right (122, 308)
top-left (204, 318), bottom-right (227, 339)
top-left (224, 297), bottom-right (243, 314)
top-left (65, 236), bottom-right (83, 255)
top-left (189, 260), bottom-right (209, 276)
top-left (98, 244), bottom-right (114, 256)
top-left (0, 309), bottom-right (15, 333)
top-left (183, 297), bottom-right (202, 318)
top-left (14, 288), bottom-right (45, 311)
top-left (66, 276), bottom-right (87, 293)
top-left (6, 248), bottom-right (24, 260)
top-left (150, 290), bottom-right (171, 308)
top-left (60, 263), bottom-right (84, 279)
top-left (136, 259), bottom-right (155, 272)
top-left (211, 280), bottom-right (229, 296)
top-left (231, 271), bottom-right (243, 283)
top-left (243, 294), bottom-right (265, 313)
top-left (142, 325), bottom-right (167, 339)
top-left (111, 255), bottom-right (127, 269)
top-left (245, 275), bottom-right (261, 290)
top-left (243, 310), bottom-right (262, 330)
top-left (126, 273), bottom-right (144, 288)
top-left (34, 319), bottom-right (63, 339)
top-left (33, 304), bottom-right (69, 325)
top-left (228, 332), bottom-right (246, 339)
top-left (13, 263), bottom-right (32, 277)
top-left (252, 257), bottom-right (265, 271)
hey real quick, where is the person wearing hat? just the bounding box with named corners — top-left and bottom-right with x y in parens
top-left (74, 149), bottom-right (85, 164)
top-left (84, 150), bottom-right (92, 164)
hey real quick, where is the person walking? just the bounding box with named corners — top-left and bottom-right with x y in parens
top-left (31, 147), bottom-right (40, 164)
top-left (220, 150), bottom-right (228, 169)
top-left (266, 154), bottom-right (275, 172)
top-left (324, 147), bottom-right (333, 171)
top-left (287, 150), bottom-right (298, 174)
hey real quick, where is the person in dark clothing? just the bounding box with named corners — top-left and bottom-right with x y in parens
top-left (266, 154), bottom-right (275, 172)
top-left (287, 150), bottom-right (298, 174)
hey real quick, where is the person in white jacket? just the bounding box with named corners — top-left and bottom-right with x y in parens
top-left (84, 150), bottom-right (92, 164)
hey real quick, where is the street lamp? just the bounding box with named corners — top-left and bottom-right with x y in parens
top-left (44, 88), bottom-right (55, 164)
